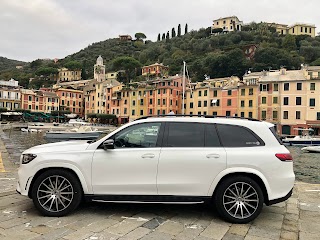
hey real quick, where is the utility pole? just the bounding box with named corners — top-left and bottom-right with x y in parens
top-left (182, 61), bottom-right (186, 115)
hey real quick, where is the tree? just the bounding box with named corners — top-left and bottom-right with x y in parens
top-left (162, 33), bottom-right (165, 40)
top-left (65, 61), bottom-right (82, 70)
top-left (282, 35), bottom-right (297, 51)
top-left (30, 59), bottom-right (42, 69)
top-left (112, 57), bottom-right (142, 83)
top-left (185, 23), bottom-right (188, 34)
top-left (172, 28), bottom-right (176, 38)
top-left (157, 33), bottom-right (161, 41)
top-left (166, 31), bottom-right (170, 40)
top-left (178, 24), bottom-right (181, 36)
top-left (81, 60), bottom-right (88, 79)
top-left (135, 32), bottom-right (147, 41)
top-left (35, 67), bottom-right (58, 77)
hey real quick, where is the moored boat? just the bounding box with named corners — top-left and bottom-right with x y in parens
top-left (45, 126), bottom-right (103, 140)
top-left (301, 146), bottom-right (320, 153)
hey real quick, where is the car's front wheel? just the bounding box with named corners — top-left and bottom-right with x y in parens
top-left (31, 169), bottom-right (82, 217)
top-left (214, 175), bottom-right (264, 224)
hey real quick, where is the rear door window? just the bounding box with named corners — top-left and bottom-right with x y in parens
top-left (166, 122), bottom-right (204, 147)
top-left (216, 124), bottom-right (264, 147)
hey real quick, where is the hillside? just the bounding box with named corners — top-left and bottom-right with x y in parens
top-left (1, 22), bottom-right (320, 88)
top-left (61, 23), bottom-right (320, 82)
top-left (0, 57), bottom-right (26, 71)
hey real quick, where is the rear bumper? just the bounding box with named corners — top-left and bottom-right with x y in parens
top-left (266, 188), bottom-right (293, 205)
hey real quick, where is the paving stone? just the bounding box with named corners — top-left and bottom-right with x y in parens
top-left (63, 227), bottom-right (94, 240)
top-left (283, 213), bottom-right (299, 222)
top-left (200, 222), bottom-right (230, 240)
top-left (29, 224), bottom-right (52, 234)
top-left (252, 212), bottom-right (284, 230)
top-left (157, 220), bottom-right (184, 236)
top-left (0, 229), bottom-right (40, 240)
top-left (142, 217), bottom-right (166, 229)
top-left (281, 219), bottom-right (298, 233)
top-left (244, 235), bottom-right (274, 240)
top-left (222, 233), bottom-right (244, 240)
top-left (140, 231), bottom-right (173, 240)
top-left (85, 231), bottom-right (120, 240)
top-left (227, 224), bottom-right (250, 237)
top-left (280, 230), bottom-right (298, 240)
top-left (32, 227), bottom-right (74, 240)
top-left (106, 218), bottom-right (147, 236)
top-left (246, 225), bottom-right (281, 239)
top-left (79, 218), bottom-right (116, 233)
top-left (174, 226), bottom-right (204, 240)
top-left (299, 231), bottom-right (320, 240)
top-left (119, 227), bottom-right (151, 240)
top-left (0, 217), bottom-right (29, 229)
top-left (299, 220), bottom-right (320, 234)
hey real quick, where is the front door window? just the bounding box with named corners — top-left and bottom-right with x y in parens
top-left (113, 122), bottom-right (161, 148)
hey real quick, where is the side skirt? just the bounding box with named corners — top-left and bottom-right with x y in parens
top-left (84, 194), bottom-right (211, 204)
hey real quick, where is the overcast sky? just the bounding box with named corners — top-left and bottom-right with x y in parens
top-left (0, 0), bottom-right (319, 62)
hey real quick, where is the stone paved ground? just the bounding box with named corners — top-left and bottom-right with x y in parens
top-left (0, 129), bottom-right (319, 240)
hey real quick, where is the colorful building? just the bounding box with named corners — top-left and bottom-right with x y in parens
top-left (212, 16), bottom-right (243, 33)
top-left (288, 23), bottom-right (316, 38)
top-left (54, 88), bottom-right (84, 116)
top-left (57, 68), bottom-right (81, 82)
top-left (141, 63), bottom-right (169, 78)
top-left (0, 79), bottom-right (21, 110)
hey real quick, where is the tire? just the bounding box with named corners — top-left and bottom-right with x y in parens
top-left (214, 175), bottom-right (264, 224)
top-left (31, 169), bottom-right (83, 217)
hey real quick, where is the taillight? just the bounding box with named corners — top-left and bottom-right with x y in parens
top-left (275, 153), bottom-right (293, 161)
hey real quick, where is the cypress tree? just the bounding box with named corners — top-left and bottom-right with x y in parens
top-left (178, 24), bottom-right (181, 36)
top-left (157, 33), bottom-right (160, 41)
top-left (172, 28), bottom-right (176, 38)
top-left (185, 23), bottom-right (188, 34)
top-left (166, 31), bottom-right (170, 40)
top-left (162, 33), bottom-right (165, 40)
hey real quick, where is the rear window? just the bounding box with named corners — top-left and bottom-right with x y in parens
top-left (216, 124), bottom-right (264, 147)
top-left (269, 126), bottom-right (283, 145)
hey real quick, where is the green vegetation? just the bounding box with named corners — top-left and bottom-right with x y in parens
top-left (0, 57), bottom-right (26, 71)
top-left (1, 22), bottom-right (320, 84)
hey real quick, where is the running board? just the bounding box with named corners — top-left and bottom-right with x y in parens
top-left (85, 194), bottom-right (210, 204)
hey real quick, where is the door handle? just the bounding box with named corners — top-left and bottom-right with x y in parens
top-left (206, 154), bottom-right (220, 159)
top-left (141, 153), bottom-right (155, 158)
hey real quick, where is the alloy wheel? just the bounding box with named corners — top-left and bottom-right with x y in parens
top-left (222, 181), bottom-right (259, 219)
top-left (37, 175), bottom-right (74, 213)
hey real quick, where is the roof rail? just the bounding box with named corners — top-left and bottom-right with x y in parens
top-left (135, 114), bottom-right (260, 122)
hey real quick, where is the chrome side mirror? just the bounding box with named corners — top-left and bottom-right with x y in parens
top-left (103, 139), bottom-right (114, 150)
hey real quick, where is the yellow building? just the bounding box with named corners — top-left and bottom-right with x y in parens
top-left (288, 23), bottom-right (316, 38)
top-left (240, 73), bottom-right (260, 119)
top-left (57, 68), bottom-right (81, 82)
top-left (212, 16), bottom-right (243, 33)
top-left (267, 23), bottom-right (288, 35)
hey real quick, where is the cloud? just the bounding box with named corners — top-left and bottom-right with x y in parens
top-left (0, 0), bottom-right (319, 61)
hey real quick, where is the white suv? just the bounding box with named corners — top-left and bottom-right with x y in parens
top-left (17, 116), bottom-right (295, 223)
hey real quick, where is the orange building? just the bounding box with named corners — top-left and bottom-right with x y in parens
top-left (141, 63), bottom-right (169, 78)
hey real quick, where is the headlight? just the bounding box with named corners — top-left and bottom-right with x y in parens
top-left (21, 154), bottom-right (37, 164)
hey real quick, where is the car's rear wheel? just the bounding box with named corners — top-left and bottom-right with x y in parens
top-left (31, 169), bottom-right (82, 217)
top-left (214, 175), bottom-right (264, 224)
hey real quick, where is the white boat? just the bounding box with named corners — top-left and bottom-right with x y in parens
top-left (301, 146), bottom-right (320, 153)
top-left (45, 126), bottom-right (103, 140)
top-left (282, 128), bottom-right (320, 146)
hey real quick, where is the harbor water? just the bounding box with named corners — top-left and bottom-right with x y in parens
top-left (3, 129), bottom-right (320, 184)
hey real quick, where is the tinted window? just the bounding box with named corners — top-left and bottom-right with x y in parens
top-left (113, 123), bottom-right (161, 148)
top-left (166, 122), bottom-right (204, 147)
top-left (216, 124), bottom-right (264, 147)
top-left (205, 124), bottom-right (221, 147)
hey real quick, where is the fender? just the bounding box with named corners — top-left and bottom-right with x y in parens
top-left (207, 167), bottom-right (271, 198)
top-left (27, 162), bottom-right (92, 194)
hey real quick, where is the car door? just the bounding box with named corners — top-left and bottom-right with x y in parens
top-left (91, 122), bottom-right (163, 195)
top-left (157, 122), bottom-right (227, 196)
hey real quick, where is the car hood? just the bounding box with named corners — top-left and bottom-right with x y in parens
top-left (23, 140), bottom-right (90, 154)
